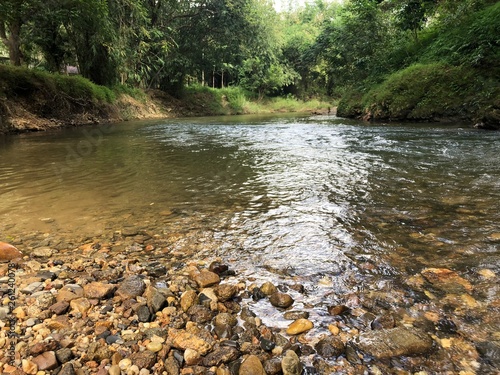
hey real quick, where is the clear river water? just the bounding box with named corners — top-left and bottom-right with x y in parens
top-left (1, 114), bottom-right (499, 372)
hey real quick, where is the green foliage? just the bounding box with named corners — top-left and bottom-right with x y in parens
top-left (0, 64), bottom-right (115, 103)
top-left (338, 63), bottom-right (500, 123)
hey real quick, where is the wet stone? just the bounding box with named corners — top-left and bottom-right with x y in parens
top-left (371, 314), bottom-right (396, 330)
top-left (201, 346), bottom-right (240, 366)
top-left (436, 317), bottom-right (458, 334)
top-left (421, 267), bottom-right (473, 294)
top-left (193, 269), bottom-right (221, 288)
top-left (116, 275), bottom-right (146, 299)
top-left (327, 305), bottom-right (349, 316)
top-left (239, 354), bottom-right (265, 375)
top-left (214, 312), bottom-right (238, 327)
top-left (286, 318), bottom-right (313, 335)
top-left (83, 282), bottom-right (116, 299)
top-left (259, 337), bottom-right (276, 351)
top-left (264, 358), bottom-right (282, 375)
top-left (214, 284), bottom-right (238, 301)
top-left (251, 287), bottom-right (266, 301)
top-left (476, 341), bottom-right (500, 368)
top-left (180, 290), bottom-right (198, 312)
top-left (315, 336), bottom-right (345, 358)
top-left (269, 292), bottom-right (294, 309)
top-left (353, 327), bottom-right (433, 359)
top-left (188, 305), bottom-right (213, 324)
top-left (281, 350), bottom-right (302, 375)
top-left (283, 311), bottom-right (309, 320)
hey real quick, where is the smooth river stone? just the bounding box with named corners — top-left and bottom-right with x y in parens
top-left (421, 267), bottom-right (472, 293)
top-left (0, 242), bottom-right (23, 261)
top-left (269, 292), bottom-right (294, 308)
top-left (239, 354), bottom-right (265, 375)
top-left (286, 318), bottom-right (314, 335)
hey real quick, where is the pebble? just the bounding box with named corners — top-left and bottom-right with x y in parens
top-left (269, 292), bottom-right (294, 308)
top-left (108, 365), bottom-right (121, 375)
top-left (281, 350), bottom-right (302, 375)
top-left (119, 358), bottom-right (132, 371)
top-left (0, 241), bottom-right (23, 260)
top-left (286, 318), bottom-right (313, 335)
top-left (146, 341), bottom-right (163, 352)
top-left (239, 355), bottom-right (265, 375)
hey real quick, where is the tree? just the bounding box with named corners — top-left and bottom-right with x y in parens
top-left (0, 0), bottom-right (38, 65)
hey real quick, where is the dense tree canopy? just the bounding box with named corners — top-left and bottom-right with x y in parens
top-left (1, 0), bottom-right (498, 99)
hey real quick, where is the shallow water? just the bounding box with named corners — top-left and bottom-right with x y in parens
top-left (1, 114), bottom-right (499, 369)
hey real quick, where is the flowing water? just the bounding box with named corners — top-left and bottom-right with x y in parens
top-left (1, 114), bottom-right (499, 371)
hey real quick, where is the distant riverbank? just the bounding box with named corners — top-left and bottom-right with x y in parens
top-left (0, 65), bottom-right (331, 135)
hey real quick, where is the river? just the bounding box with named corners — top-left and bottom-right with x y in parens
top-left (1, 114), bottom-right (499, 372)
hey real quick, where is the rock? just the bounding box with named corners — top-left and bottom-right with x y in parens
top-left (269, 292), bottom-right (294, 309)
top-left (116, 275), bottom-right (146, 299)
top-left (193, 269), bottom-right (220, 288)
top-left (137, 304), bottom-right (151, 322)
top-left (164, 356), bottom-right (180, 375)
top-left (49, 301), bottom-right (70, 315)
top-left (353, 327), bottom-right (433, 359)
top-left (259, 337), bottom-right (275, 351)
top-left (286, 319), bottom-right (313, 335)
top-left (315, 337), bottom-right (345, 357)
top-left (146, 286), bottom-right (167, 313)
top-left (327, 305), bottom-right (349, 316)
top-left (421, 268), bottom-right (473, 293)
top-left (184, 348), bottom-right (201, 366)
top-left (29, 340), bottom-right (58, 355)
top-left (22, 359), bottom-right (38, 375)
top-left (281, 350), bottom-right (302, 375)
top-left (214, 284), bottom-right (238, 301)
top-left (32, 246), bottom-right (53, 257)
top-left (283, 311), bottom-right (309, 320)
top-left (260, 282), bottom-right (278, 296)
top-left (128, 350), bottom-right (157, 369)
top-left (87, 342), bottom-right (112, 362)
top-left (371, 314), bottom-right (396, 330)
top-left (56, 347), bottom-right (73, 363)
top-left (32, 351), bottom-right (59, 371)
top-left (70, 297), bottom-right (91, 314)
top-left (201, 346), bottom-right (240, 366)
top-left (146, 341), bottom-right (163, 353)
top-left (0, 242), bottom-right (23, 261)
top-left (122, 227), bottom-right (139, 236)
top-left (59, 363), bottom-right (76, 375)
top-left (34, 292), bottom-right (57, 310)
top-left (214, 312), bottom-right (238, 327)
top-left (109, 365), bottom-right (121, 375)
top-left (168, 328), bottom-right (214, 355)
top-left (239, 354), bottom-right (265, 375)
top-left (21, 281), bottom-right (44, 294)
top-left (119, 358), bottom-right (132, 371)
top-left (83, 282), bottom-right (116, 299)
top-left (180, 290), bottom-right (198, 312)
top-left (436, 317), bottom-right (458, 334)
top-left (188, 305), bottom-right (213, 324)
top-left (263, 358), bottom-right (282, 375)
top-left (209, 261), bottom-right (229, 275)
top-left (57, 284), bottom-right (84, 302)
top-left (476, 341), bottom-right (500, 368)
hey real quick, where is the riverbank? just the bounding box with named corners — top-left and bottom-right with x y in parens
top-left (1, 229), bottom-right (498, 374)
top-left (0, 65), bottom-right (330, 135)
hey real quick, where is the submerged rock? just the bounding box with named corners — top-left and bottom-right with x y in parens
top-left (421, 268), bottom-right (473, 294)
top-left (352, 326), bottom-right (433, 359)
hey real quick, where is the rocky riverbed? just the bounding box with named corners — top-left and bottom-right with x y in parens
top-left (0, 231), bottom-right (499, 375)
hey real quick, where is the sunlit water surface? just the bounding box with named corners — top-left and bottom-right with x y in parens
top-left (1, 114), bottom-right (499, 336)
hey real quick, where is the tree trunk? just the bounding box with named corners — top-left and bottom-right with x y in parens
top-left (0, 20), bottom-right (23, 66)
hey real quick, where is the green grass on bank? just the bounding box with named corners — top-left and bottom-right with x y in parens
top-left (338, 63), bottom-right (500, 123)
top-left (181, 84), bottom-right (331, 116)
top-left (0, 64), bottom-right (116, 103)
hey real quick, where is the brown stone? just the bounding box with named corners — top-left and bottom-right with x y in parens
top-left (0, 242), bottom-right (22, 261)
top-left (70, 297), bottom-right (91, 314)
top-left (128, 350), bottom-right (157, 368)
top-left (168, 328), bottom-right (214, 355)
top-left (56, 284), bottom-right (84, 302)
top-left (192, 269), bottom-right (220, 288)
top-left (32, 351), bottom-right (59, 371)
top-left (286, 319), bottom-right (313, 335)
top-left (421, 268), bottom-right (473, 293)
top-left (29, 340), bottom-right (58, 355)
top-left (269, 292), bottom-right (294, 309)
top-left (214, 284), bottom-right (238, 302)
top-left (83, 282), bottom-right (116, 299)
top-left (239, 355), bottom-right (265, 375)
